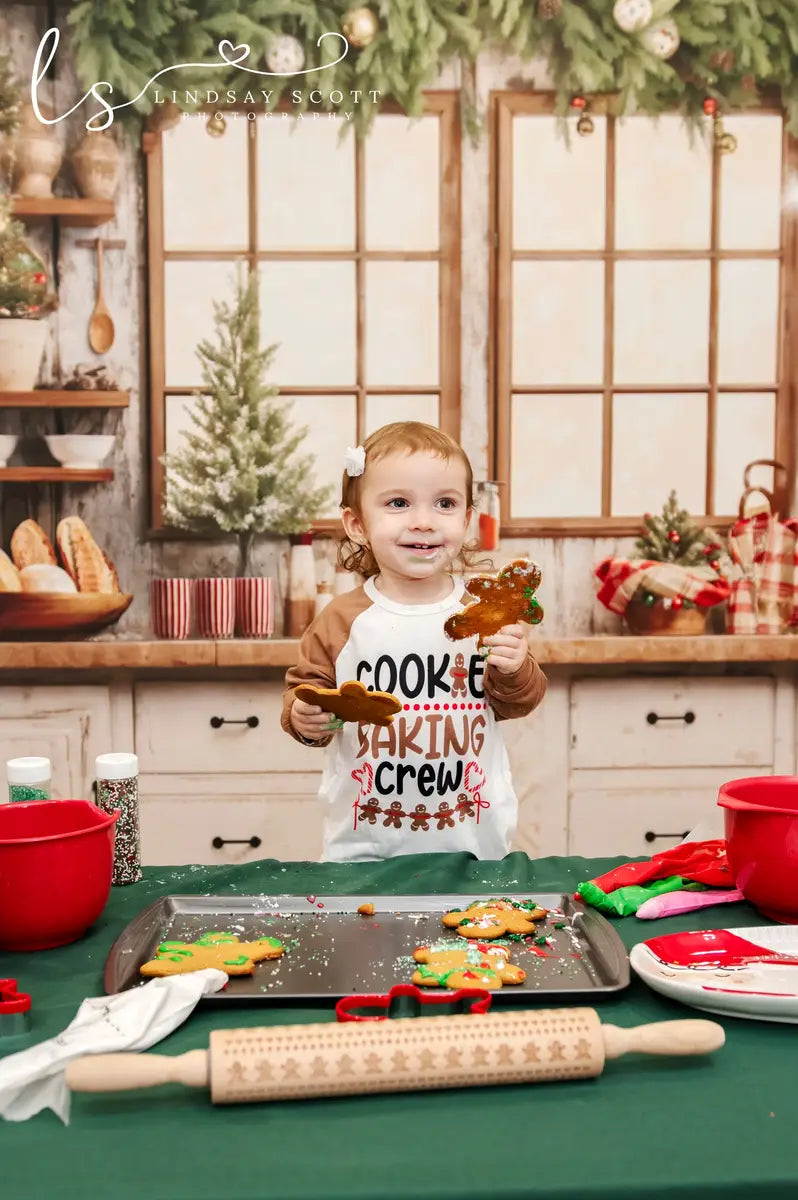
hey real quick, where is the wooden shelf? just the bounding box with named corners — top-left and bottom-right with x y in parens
top-left (11, 197), bottom-right (115, 228)
top-left (0, 390), bottom-right (129, 408)
top-left (0, 468), bottom-right (113, 483)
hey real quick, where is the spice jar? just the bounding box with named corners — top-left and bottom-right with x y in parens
top-left (477, 482), bottom-right (500, 551)
top-left (7, 756), bottom-right (51, 803)
top-left (94, 752), bottom-right (141, 885)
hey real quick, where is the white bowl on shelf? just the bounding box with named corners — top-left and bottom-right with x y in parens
top-left (0, 435), bottom-right (18, 467)
top-left (43, 434), bottom-right (115, 470)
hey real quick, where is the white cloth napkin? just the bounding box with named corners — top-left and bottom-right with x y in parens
top-left (0, 968), bottom-right (226, 1124)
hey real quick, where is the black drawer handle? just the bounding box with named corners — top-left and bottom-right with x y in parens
top-left (646, 710), bottom-right (695, 725)
top-left (209, 715), bottom-right (259, 729)
top-left (212, 835), bottom-right (262, 849)
top-left (644, 830), bottom-right (689, 844)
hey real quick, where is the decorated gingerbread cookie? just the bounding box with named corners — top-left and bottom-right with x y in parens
top-left (442, 898), bottom-right (548, 939)
top-left (412, 943), bottom-right (525, 989)
top-left (294, 679), bottom-right (402, 727)
top-left (139, 931), bottom-right (284, 978)
top-left (444, 558), bottom-right (543, 645)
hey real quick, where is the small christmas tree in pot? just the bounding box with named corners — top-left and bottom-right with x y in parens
top-left (162, 269), bottom-right (332, 637)
top-left (0, 194), bottom-right (58, 390)
top-left (595, 491), bottom-right (731, 636)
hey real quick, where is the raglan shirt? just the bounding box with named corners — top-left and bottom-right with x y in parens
top-left (281, 575), bottom-right (547, 862)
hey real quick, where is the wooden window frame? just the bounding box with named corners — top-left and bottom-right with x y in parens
top-left (489, 91), bottom-right (798, 538)
top-left (143, 92), bottom-right (461, 536)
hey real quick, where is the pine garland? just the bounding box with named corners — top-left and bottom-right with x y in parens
top-left (65, 0), bottom-right (798, 137)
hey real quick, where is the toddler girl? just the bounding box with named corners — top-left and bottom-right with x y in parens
top-left (281, 421), bottom-right (546, 861)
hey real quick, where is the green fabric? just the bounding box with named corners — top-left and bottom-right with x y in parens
top-left (1, 852), bottom-right (794, 1200)
top-left (578, 874), bottom-right (703, 916)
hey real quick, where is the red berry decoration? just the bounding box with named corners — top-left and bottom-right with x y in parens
top-left (34, 272), bottom-right (46, 283)
top-left (710, 559), bottom-right (720, 570)
top-left (703, 98), bottom-right (717, 116)
top-left (570, 95), bottom-right (586, 110)
top-left (671, 595), bottom-right (684, 610)
top-left (668, 530), bottom-right (681, 543)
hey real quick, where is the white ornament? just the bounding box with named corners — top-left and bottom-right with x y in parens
top-left (639, 17), bottom-right (680, 60)
top-left (612, 0), bottom-right (653, 34)
top-left (265, 35), bottom-right (305, 75)
top-left (344, 445), bottom-right (366, 477)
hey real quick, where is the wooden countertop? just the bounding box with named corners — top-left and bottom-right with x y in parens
top-left (0, 634), bottom-right (797, 670)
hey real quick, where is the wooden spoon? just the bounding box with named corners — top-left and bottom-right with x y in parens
top-left (88, 238), bottom-right (115, 354)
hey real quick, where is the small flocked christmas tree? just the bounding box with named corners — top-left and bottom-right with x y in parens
top-left (162, 270), bottom-right (332, 576)
top-left (0, 195), bottom-right (57, 318)
top-left (634, 489), bottom-right (726, 609)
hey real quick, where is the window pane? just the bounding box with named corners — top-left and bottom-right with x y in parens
top-left (365, 394), bottom-right (438, 435)
top-left (365, 262), bottom-right (438, 386)
top-left (615, 116), bottom-right (711, 250)
top-left (162, 119), bottom-right (248, 251)
top-left (257, 120), bottom-right (355, 250)
top-left (513, 115), bottom-right (606, 250)
top-left (717, 259), bottom-right (779, 385)
top-left (365, 116), bottom-right (439, 250)
top-left (164, 262), bottom-right (239, 387)
top-left (614, 261), bottom-right (710, 384)
top-left (612, 393), bottom-right (706, 515)
top-left (714, 392), bottom-right (776, 514)
top-left (513, 262), bottom-right (604, 386)
top-left (288, 395), bottom-right (356, 518)
top-left (257, 262), bottom-right (356, 386)
top-left (719, 115), bottom-right (782, 250)
top-left (510, 393), bottom-right (602, 518)
top-left (165, 392), bottom-right (196, 455)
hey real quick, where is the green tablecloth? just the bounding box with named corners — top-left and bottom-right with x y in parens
top-left (2, 853), bottom-right (796, 1200)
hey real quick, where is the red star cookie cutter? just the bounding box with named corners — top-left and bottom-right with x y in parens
top-left (335, 982), bottom-right (492, 1022)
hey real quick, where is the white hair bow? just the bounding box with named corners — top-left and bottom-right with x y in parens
top-left (344, 445), bottom-right (366, 477)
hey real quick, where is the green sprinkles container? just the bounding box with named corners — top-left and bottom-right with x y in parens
top-left (7, 756), bottom-right (51, 804)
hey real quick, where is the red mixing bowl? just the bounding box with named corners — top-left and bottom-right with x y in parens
top-left (718, 776), bottom-right (798, 923)
top-left (0, 799), bottom-right (119, 951)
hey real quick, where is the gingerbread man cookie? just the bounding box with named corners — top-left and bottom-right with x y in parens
top-left (442, 899), bottom-right (548, 939)
top-left (444, 558), bottom-right (543, 646)
top-left (294, 680), bottom-right (401, 727)
top-left (412, 943), bottom-right (525, 989)
top-left (139, 931), bottom-right (284, 977)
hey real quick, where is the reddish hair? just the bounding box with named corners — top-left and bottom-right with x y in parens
top-left (337, 422), bottom-right (488, 578)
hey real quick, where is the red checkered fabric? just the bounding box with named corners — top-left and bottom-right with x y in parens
top-left (726, 578), bottom-right (757, 635)
top-left (728, 514), bottom-right (798, 634)
top-left (595, 557), bottom-right (731, 616)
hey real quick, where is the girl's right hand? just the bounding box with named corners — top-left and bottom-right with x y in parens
top-left (290, 697), bottom-right (339, 741)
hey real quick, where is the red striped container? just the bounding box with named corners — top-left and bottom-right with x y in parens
top-left (150, 578), bottom-right (193, 640)
top-left (235, 576), bottom-right (274, 638)
top-left (195, 577), bottom-right (235, 639)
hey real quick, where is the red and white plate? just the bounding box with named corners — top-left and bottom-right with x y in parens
top-left (631, 927), bottom-right (798, 1023)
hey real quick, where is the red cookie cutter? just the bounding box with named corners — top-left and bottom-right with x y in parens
top-left (0, 979), bottom-right (32, 1037)
top-left (335, 983), bottom-right (492, 1022)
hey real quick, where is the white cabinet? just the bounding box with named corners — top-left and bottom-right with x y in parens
top-left (0, 685), bottom-right (113, 801)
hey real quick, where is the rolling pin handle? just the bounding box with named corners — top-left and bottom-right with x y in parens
top-left (66, 1049), bottom-right (210, 1093)
top-left (602, 1019), bottom-right (725, 1060)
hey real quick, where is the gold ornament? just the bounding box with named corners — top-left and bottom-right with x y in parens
top-left (576, 113), bottom-right (594, 136)
top-left (206, 114), bottom-right (227, 138)
top-left (342, 6), bottom-right (378, 48)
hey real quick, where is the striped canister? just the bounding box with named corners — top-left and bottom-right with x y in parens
top-left (235, 576), bottom-right (274, 638)
top-left (195, 577), bottom-right (235, 639)
top-left (150, 578), bottom-right (193, 639)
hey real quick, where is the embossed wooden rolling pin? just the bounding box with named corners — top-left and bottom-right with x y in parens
top-left (66, 1008), bottom-right (724, 1104)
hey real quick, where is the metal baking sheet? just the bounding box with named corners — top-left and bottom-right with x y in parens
top-left (104, 893), bottom-right (629, 1003)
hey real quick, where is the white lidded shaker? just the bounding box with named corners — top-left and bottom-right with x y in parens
top-left (7, 756), bottom-right (51, 803)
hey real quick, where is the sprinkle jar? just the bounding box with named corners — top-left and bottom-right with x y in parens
top-left (7, 756), bottom-right (51, 804)
top-left (94, 752), bottom-right (141, 886)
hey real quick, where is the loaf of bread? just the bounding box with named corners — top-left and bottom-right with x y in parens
top-left (56, 516), bottom-right (119, 594)
top-left (19, 563), bottom-right (78, 594)
top-left (10, 519), bottom-right (57, 570)
top-left (0, 549), bottom-right (21, 592)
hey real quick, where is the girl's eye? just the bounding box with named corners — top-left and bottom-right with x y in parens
top-left (386, 498), bottom-right (408, 509)
top-left (438, 498), bottom-right (457, 510)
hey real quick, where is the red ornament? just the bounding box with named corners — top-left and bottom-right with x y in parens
top-left (671, 595), bottom-right (684, 610)
top-left (710, 559), bottom-right (720, 570)
top-left (703, 98), bottom-right (717, 116)
top-left (570, 95), bottom-right (586, 110)
top-left (668, 530), bottom-right (681, 543)
top-left (33, 272), bottom-right (46, 283)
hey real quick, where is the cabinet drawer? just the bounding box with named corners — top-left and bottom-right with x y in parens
top-left (139, 777), bottom-right (322, 864)
top-left (568, 765), bottom-right (769, 858)
top-left (570, 677), bottom-right (775, 769)
top-left (134, 683), bottom-right (320, 773)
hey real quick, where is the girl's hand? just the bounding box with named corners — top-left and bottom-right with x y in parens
top-left (482, 624), bottom-right (529, 675)
top-left (290, 697), bottom-right (343, 740)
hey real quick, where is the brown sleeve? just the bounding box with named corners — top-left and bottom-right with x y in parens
top-left (281, 586), bottom-right (372, 745)
top-left (483, 651), bottom-right (547, 722)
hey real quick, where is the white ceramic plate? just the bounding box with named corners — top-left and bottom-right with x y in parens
top-left (631, 926), bottom-right (798, 1024)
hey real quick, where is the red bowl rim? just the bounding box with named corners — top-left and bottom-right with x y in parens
top-left (0, 799), bottom-right (120, 846)
top-left (718, 775), bottom-right (798, 816)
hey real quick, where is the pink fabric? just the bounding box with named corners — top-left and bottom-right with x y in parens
top-left (635, 888), bottom-right (744, 920)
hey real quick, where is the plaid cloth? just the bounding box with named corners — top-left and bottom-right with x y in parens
top-left (728, 514), bottom-right (798, 634)
top-left (595, 557), bottom-right (731, 616)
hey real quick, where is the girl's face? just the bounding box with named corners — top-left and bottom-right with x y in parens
top-left (342, 449), bottom-right (472, 586)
